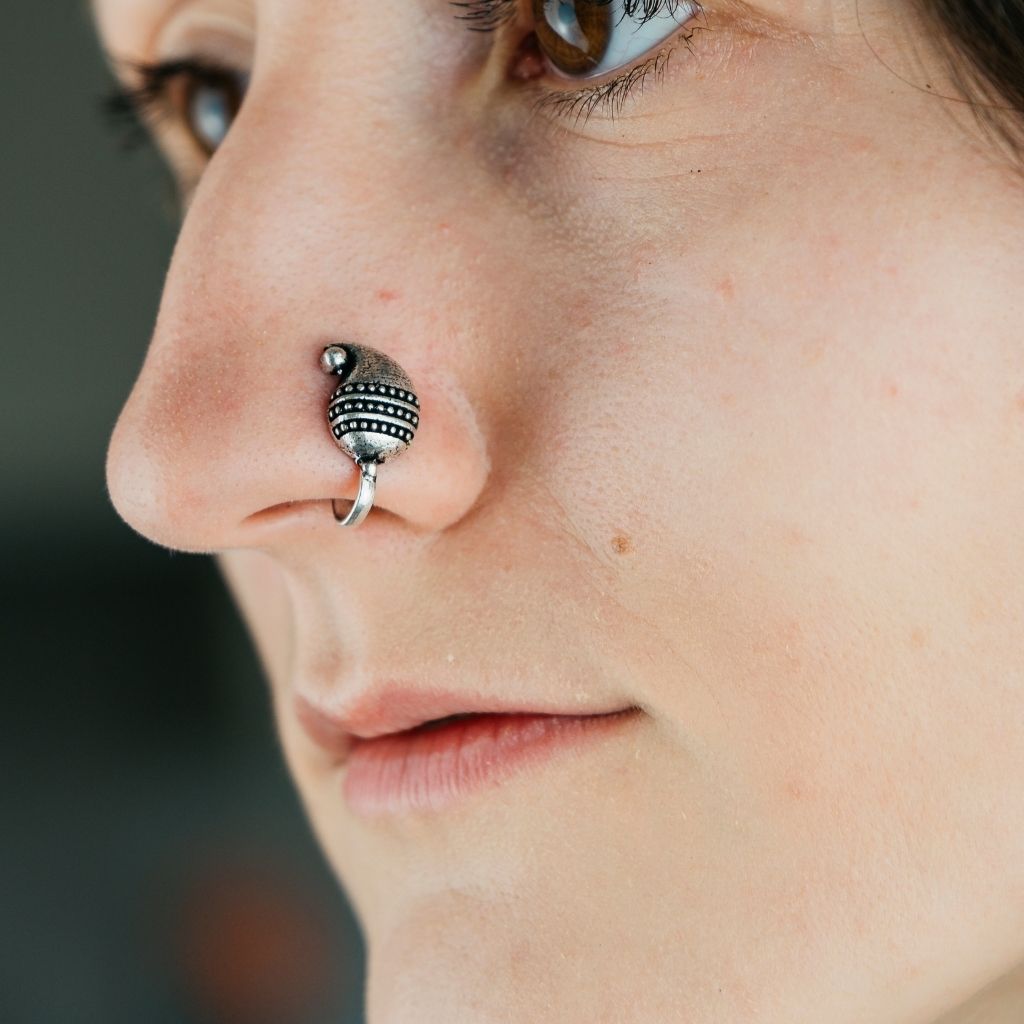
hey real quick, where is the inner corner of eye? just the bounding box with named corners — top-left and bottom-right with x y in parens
top-left (508, 31), bottom-right (549, 82)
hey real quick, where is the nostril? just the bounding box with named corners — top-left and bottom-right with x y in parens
top-left (239, 497), bottom-right (422, 539)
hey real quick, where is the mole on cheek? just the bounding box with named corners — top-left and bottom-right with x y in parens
top-left (611, 533), bottom-right (633, 555)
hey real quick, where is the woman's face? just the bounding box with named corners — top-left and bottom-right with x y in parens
top-left (93, 0), bottom-right (1024, 1019)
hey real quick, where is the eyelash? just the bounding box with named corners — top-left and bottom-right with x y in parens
top-left (99, 0), bottom-right (708, 148)
top-left (450, 0), bottom-right (521, 32)
top-left (535, 45), bottom-right (674, 124)
top-left (532, 16), bottom-right (707, 125)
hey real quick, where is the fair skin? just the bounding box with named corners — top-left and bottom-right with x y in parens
top-left (92, 0), bottom-right (1024, 1020)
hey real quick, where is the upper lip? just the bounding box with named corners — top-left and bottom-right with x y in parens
top-left (294, 683), bottom-right (637, 755)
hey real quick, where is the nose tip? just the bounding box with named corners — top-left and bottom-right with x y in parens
top-left (104, 342), bottom-right (491, 553)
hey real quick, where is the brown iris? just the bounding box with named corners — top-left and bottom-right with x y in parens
top-left (531, 0), bottom-right (615, 76)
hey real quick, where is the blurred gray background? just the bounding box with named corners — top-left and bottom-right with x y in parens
top-left (2, 3), bottom-right (366, 1021)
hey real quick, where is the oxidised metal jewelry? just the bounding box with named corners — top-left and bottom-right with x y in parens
top-left (319, 343), bottom-right (420, 527)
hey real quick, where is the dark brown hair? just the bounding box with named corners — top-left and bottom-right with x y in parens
top-left (915, 0), bottom-right (1024, 163)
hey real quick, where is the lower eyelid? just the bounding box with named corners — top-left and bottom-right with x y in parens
top-left (527, 0), bottom-right (704, 80)
top-left (529, 10), bottom-right (724, 131)
top-left (542, 7), bottom-right (709, 85)
top-left (544, 38), bottom-right (672, 86)
top-left (530, 46), bottom-right (676, 124)
top-left (537, 21), bottom-right (702, 101)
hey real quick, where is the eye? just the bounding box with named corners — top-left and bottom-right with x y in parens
top-left (176, 65), bottom-right (247, 153)
top-left (103, 58), bottom-right (250, 160)
top-left (180, 66), bottom-right (249, 155)
top-left (532, 0), bottom-right (698, 79)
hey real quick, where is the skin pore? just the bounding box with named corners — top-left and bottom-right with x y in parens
top-left (92, 0), bottom-right (1024, 1021)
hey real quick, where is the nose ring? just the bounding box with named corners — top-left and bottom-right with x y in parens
top-left (319, 343), bottom-right (420, 527)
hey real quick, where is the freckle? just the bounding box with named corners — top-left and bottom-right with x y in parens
top-left (802, 337), bottom-right (827, 366)
top-left (782, 524), bottom-right (809, 546)
top-left (885, 381), bottom-right (900, 398)
top-left (968, 595), bottom-right (992, 625)
top-left (909, 626), bottom-right (928, 649)
top-left (719, 392), bottom-right (736, 406)
top-left (376, 289), bottom-right (399, 302)
top-left (1014, 389), bottom-right (1024, 413)
top-left (611, 533), bottom-right (633, 555)
top-left (715, 275), bottom-right (735, 300)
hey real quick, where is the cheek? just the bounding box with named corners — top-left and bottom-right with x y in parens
top-left (535, 187), bottom-right (1024, 896)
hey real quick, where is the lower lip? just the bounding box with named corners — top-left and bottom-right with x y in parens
top-left (341, 709), bottom-right (639, 818)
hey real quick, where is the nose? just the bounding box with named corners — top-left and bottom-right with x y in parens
top-left (104, 61), bottom-right (492, 553)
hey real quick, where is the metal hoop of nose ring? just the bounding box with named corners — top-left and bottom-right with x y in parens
top-left (319, 343), bottom-right (420, 528)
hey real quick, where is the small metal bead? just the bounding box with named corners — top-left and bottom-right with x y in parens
top-left (320, 345), bottom-right (349, 375)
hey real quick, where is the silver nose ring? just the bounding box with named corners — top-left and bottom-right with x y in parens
top-left (319, 343), bottom-right (420, 527)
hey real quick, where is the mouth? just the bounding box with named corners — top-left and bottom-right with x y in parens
top-left (400, 711), bottom-right (480, 733)
top-left (294, 692), bottom-right (642, 819)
